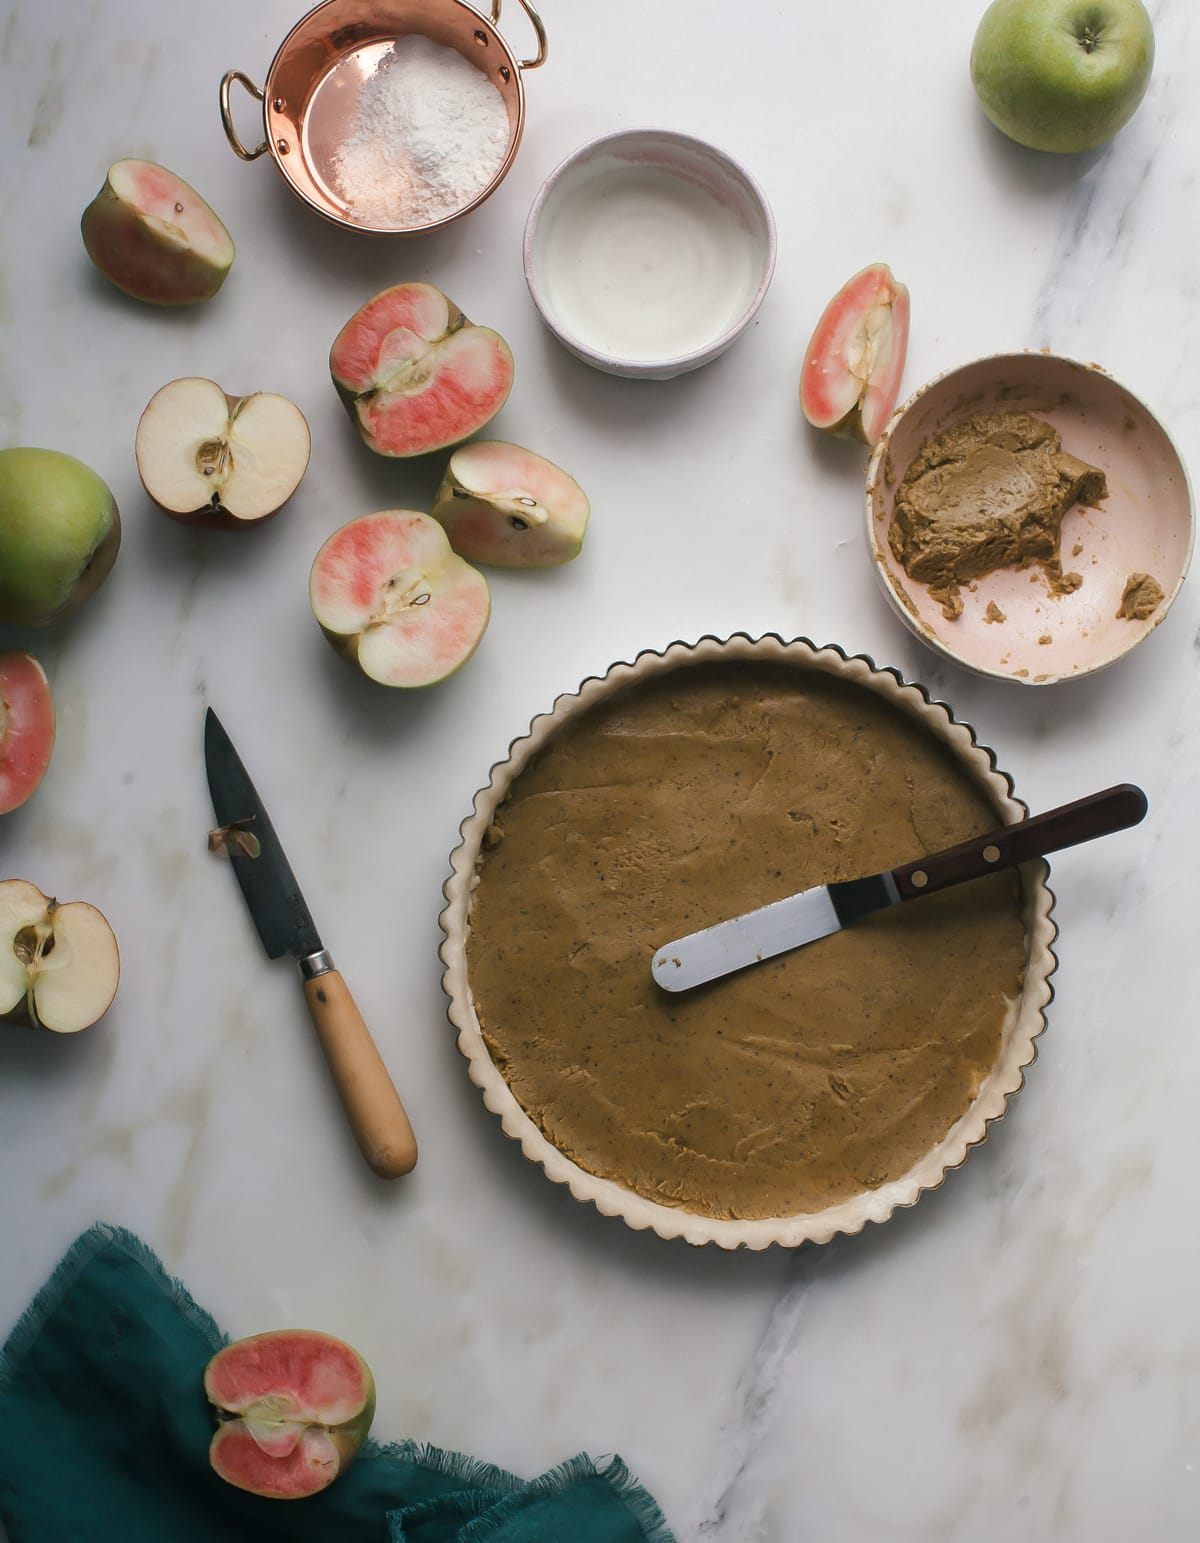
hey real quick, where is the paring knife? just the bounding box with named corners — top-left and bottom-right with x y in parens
top-left (651, 782), bottom-right (1148, 994)
top-left (204, 708), bottom-right (418, 1178)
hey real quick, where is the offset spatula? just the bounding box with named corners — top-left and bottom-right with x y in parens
top-left (204, 708), bottom-right (418, 1178)
top-left (652, 783), bottom-right (1147, 993)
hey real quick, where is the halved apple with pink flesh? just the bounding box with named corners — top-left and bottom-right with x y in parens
top-left (0, 880), bottom-right (120, 1033)
top-left (330, 283), bottom-right (514, 458)
top-left (310, 510), bottom-right (491, 687)
top-left (432, 441), bottom-right (590, 568)
top-left (81, 159), bottom-right (235, 305)
top-left (0, 654), bottom-right (55, 815)
top-left (800, 263), bottom-right (910, 447)
top-left (135, 377), bottom-right (311, 528)
top-left (205, 1329), bottom-right (375, 1500)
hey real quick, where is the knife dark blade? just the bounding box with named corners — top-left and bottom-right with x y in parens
top-left (652, 783), bottom-right (1148, 993)
top-left (204, 708), bottom-right (418, 1178)
top-left (204, 709), bottom-right (322, 961)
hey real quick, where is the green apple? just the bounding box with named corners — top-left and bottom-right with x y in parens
top-left (970, 0), bottom-right (1155, 154)
top-left (0, 449), bottom-right (121, 625)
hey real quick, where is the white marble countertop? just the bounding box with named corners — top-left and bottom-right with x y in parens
top-left (2, 2), bottom-right (1197, 1538)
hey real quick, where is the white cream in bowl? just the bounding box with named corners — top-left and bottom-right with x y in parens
top-left (524, 129), bottom-right (775, 380)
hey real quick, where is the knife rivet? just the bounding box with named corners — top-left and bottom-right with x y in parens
top-left (983, 845), bottom-right (1001, 863)
top-left (911, 870), bottom-right (928, 888)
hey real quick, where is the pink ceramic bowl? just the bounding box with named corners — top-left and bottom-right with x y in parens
top-left (866, 352), bottom-right (1194, 685)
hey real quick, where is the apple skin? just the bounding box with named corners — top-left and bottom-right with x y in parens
top-left (970, 0), bottom-right (1155, 154)
top-left (0, 653), bottom-right (55, 815)
top-left (0, 448), bottom-right (121, 626)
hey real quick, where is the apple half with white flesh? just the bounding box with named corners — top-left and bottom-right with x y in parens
top-left (81, 159), bottom-right (235, 305)
top-left (800, 263), bottom-right (910, 447)
top-left (330, 282), bottom-right (514, 458)
top-left (432, 441), bottom-right (590, 567)
top-left (0, 654), bottom-right (55, 815)
top-left (135, 378), bottom-right (311, 528)
top-left (310, 510), bottom-right (491, 687)
top-left (0, 880), bottom-right (120, 1033)
top-left (205, 1329), bottom-right (375, 1500)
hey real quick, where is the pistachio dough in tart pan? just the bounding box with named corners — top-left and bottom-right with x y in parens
top-left (440, 635), bottom-right (1057, 1249)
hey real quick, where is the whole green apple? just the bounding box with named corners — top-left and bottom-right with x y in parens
top-left (970, 0), bottom-right (1155, 154)
top-left (0, 449), bottom-right (121, 626)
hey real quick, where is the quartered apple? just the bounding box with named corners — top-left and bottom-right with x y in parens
top-left (330, 282), bottom-right (514, 458)
top-left (432, 441), bottom-right (590, 567)
top-left (309, 510), bottom-right (491, 687)
top-left (800, 263), bottom-right (910, 447)
top-left (205, 1329), bottom-right (375, 1500)
top-left (0, 653), bottom-right (55, 815)
top-left (135, 378), bottom-right (311, 528)
top-left (0, 879), bottom-right (120, 1033)
top-left (81, 159), bottom-right (235, 305)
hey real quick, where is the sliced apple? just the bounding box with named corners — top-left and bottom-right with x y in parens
top-left (135, 377), bottom-right (311, 528)
top-left (800, 263), bottom-right (910, 447)
top-left (0, 879), bottom-right (119, 1033)
top-left (329, 282), bottom-right (514, 458)
top-left (81, 159), bottom-right (235, 305)
top-left (0, 654), bottom-right (55, 815)
top-left (431, 441), bottom-right (590, 568)
top-left (205, 1330), bottom-right (375, 1499)
top-left (309, 510), bottom-right (491, 687)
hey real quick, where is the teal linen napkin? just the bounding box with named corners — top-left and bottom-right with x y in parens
top-left (0, 1224), bottom-right (674, 1543)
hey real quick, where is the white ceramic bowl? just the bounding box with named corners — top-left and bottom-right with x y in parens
top-left (522, 128), bottom-right (776, 380)
top-left (866, 352), bottom-right (1195, 685)
top-left (439, 636), bottom-right (1058, 1250)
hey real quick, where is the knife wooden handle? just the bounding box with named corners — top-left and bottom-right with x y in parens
top-left (302, 970), bottom-right (418, 1179)
top-left (890, 783), bottom-right (1148, 901)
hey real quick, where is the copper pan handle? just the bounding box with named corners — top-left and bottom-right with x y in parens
top-left (220, 70), bottom-right (269, 161)
top-left (491, 0), bottom-right (547, 70)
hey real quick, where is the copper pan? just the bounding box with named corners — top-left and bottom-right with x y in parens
top-left (220, 0), bottom-right (547, 235)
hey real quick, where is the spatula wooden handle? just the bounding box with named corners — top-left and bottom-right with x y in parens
top-left (890, 783), bottom-right (1148, 901)
top-left (302, 968), bottom-right (418, 1179)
